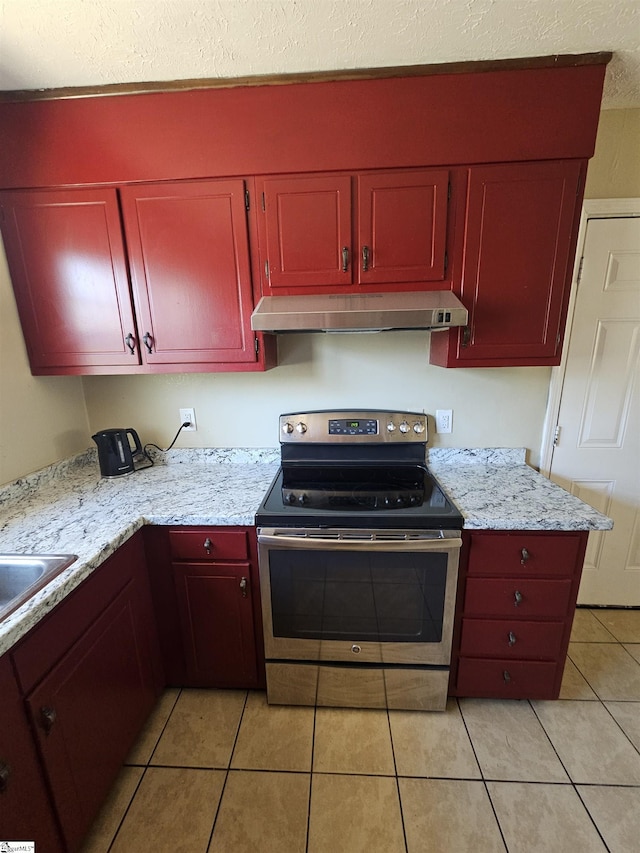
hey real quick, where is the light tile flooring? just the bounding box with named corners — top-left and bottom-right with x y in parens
top-left (81, 608), bottom-right (640, 853)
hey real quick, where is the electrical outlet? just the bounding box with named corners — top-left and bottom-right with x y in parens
top-left (435, 409), bottom-right (453, 434)
top-left (179, 407), bottom-right (197, 431)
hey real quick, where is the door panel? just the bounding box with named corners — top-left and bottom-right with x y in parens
top-left (120, 179), bottom-right (256, 364)
top-left (0, 187), bottom-right (138, 369)
top-left (260, 174), bottom-right (352, 289)
top-left (550, 216), bottom-right (640, 604)
top-left (456, 160), bottom-right (582, 364)
top-left (357, 169), bottom-right (449, 284)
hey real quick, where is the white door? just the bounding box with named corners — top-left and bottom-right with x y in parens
top-left (549, 214), bottom-right (640, 605)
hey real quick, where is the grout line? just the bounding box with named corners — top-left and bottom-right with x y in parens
top-left (204, 689), bottom-right (249, 851)
top-left (305, 705), bottom-right (317, 853)
top-left (386, 707), bottom-right (410, 853)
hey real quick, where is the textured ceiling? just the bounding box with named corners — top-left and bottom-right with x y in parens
top-left (0, 0), bottom-right (638, 108)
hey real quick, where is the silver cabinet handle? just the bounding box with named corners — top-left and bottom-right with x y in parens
top-left (362, 245), bottom-right (370, 272)
top-left (508, 631), bottom-right (517, 647)
top-left (40, 705), bottom-right (57, 735)
top-left (503, 670), bottom-right (512, 683)
top-left (342, 246), bottom-right (349, 272)
top-left (203, 537), bottom-right (213, 555)
top-left (0, 760), bottom-right (11, 793)
top-left (520, 547), bottom-right (530, 565)
top-left (514, 590), bottom-right (523, 607)
top-left (240, 577), bottom-right (248, 598)
top-left (124, 333), bottom-right (136, 354)
top-left (142, 332), bottom-right (153, 354)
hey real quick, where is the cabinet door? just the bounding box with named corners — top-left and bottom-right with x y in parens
top-left (120, 179), bottom-right (257, 365)
top-left (0, 187), bottom-right (139, 371)
top-left (357, 169), bottom-right (449, 285)
top-left (430, 160), bottom-right (582, 367)
top-left (259, 174), bottom-right (352, 290)
top-left (0, 655), bottom-right (63, 852)
top-left (173, 561), bottom-right (258, 687)
top-left (25, 574), bottom-right (159, 851)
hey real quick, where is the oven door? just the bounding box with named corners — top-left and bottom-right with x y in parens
top-left (257, 528), bottom-right (461, 667)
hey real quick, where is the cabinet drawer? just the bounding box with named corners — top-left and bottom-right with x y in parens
top-left (459, 618), bottom-right (565, 660)
top-left (467, 532), bottom-right (581, 577)
top-left (464, 577), bottom-right (572, 618)
top-left (169, 529), bottom-right (248, 561)
top-left (456, 658), bottom-right (558, 699)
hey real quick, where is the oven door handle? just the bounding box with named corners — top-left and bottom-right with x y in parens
top-left (257, 532), bottom-right (462, 552)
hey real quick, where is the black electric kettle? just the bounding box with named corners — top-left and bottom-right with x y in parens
top-left (92, 428), bottom-right (147, 477)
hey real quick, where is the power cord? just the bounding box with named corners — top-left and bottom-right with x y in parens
top-left (140, 421), bottom-right (191, 468)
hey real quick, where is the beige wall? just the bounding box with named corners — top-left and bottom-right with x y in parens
top-left (2, 107), bottom-right (638, 485)
top-left (0, 243), bottom-right (90, 485)
top-left (585, 108), bottom-right (640, 198)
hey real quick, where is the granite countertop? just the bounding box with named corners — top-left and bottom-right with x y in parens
top-left (0, 446), bottom-right (612, 656)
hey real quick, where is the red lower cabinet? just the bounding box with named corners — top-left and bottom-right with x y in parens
top-left (169, 528), bottom-right (264, 688)
top-left (0, 655), bottom-right (64, 852)
top-left (10, 533), bottom-right (162, 852)
top-left (452, 530), bottom-right (588, 699)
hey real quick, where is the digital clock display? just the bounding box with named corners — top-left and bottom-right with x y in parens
top-left (328, 418), bottom-right (378, 435)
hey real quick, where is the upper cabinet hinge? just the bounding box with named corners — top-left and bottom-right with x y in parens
top-left (576, 255), bottom-right (584, 287)
top-left (553, 425), bottom-right (561, 447)
top-left (245, 189), bottom-right (250, 211)
top-left (261, 192), bottom-right (266, 212)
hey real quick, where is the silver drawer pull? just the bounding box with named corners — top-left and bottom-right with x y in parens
top-left (503, 670), bottom-right (512, 683)
top-left (203, 537), bottom-right (213, 555)
top-left (240, 577), bottom-right (248, 598)
top-left (514, 590), bottom-right (523, 607)
top-left (520, 547), bottom-right (530, 565)
top-left (508, 631), bottom-right (517, 647)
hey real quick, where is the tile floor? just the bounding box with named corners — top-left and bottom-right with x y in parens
top-left (81, 608), bottom-right (640, 853)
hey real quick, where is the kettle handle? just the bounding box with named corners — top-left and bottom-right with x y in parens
top-left (126, 429), bottom-right (143, 457)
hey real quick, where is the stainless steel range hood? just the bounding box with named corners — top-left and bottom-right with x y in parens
top-left (251, 291), bottom-right (468, 333)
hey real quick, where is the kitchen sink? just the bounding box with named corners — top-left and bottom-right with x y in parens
top-left (0, 554), bottom-right (77, 622)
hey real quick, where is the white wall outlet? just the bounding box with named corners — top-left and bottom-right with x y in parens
top-left (179, 407), bottom-right (197, 431)
top-left (435, 409), bottom-right (453, 434)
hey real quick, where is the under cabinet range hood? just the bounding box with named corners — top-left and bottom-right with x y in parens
top-left (250, 291), bottom-right (468, 333)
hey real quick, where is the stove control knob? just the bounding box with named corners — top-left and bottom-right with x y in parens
top-left (297, 493), bottom-right (308, 505)
top-left (295, 422), bottom-right (308, 434)
top-left (396, 496), bottom-right (405, 506)
top-left (413, 421), bottom-right (426, 434)
top-left (386, 421), bottom-right (396, 432)
top-left (399, 420), bottom-right (410, 434)
top-left (284, 492), bottom-right (296, 504)
top-left (282, 421), bottom-right (294, 435)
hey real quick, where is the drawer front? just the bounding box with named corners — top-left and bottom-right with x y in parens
top-left (169, 529), bottom-right (248, 561)
top-left (464, 577), bottom-right (572, 618)
top-left (467, 532), bottom-right (581, 578)
top-left (456, 658), bottom-right (558, 699)
top-left (459, 618), bottom-right (566, 660)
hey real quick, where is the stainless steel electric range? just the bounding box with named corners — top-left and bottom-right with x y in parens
top-left (255, 410), bottom-right (463, 711)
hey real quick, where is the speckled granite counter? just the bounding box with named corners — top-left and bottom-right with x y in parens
top-left (0, 446), bottom-right (611, 656)
top-left (427, 448), bottom-right (613, 532)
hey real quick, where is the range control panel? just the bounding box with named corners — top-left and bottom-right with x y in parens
top-left (279, 410), bottom-right (428, 443)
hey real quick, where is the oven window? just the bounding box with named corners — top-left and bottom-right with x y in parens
top-left (268, 550), bottom-right (448, 643)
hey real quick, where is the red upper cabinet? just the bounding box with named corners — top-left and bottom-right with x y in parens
top-left (258, 174), bottom-right (352, 289)
top-left (0, 187), bottom-right (139, 370)
top-left (257, 168), bottom-right (451, 295)
top-left (120, 179), bottom-right (258, 366)
top-left (430, 160), bottom-right (583, 368)
top-left (357, 169), bottom-right (449, 285)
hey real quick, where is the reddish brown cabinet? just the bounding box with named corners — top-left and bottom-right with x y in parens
top-left (0, 187), bottom-right (137, 371)
top-left (430, 159), bottom-right (584, 368)
top-left (11, 534), bottom-right (162, 852)
top-left (257, 168), bottom-right (450, 294)
top-left (167, 527), bottom-right (264, 688)
top-left (452, 530), bottom-right (588, 699)
top-left (1, 181), bottom-right (273, 375)
top-left (120, 179), bottom-right (258, 366)
top-left (0, 654), bottom-right (64, 852)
